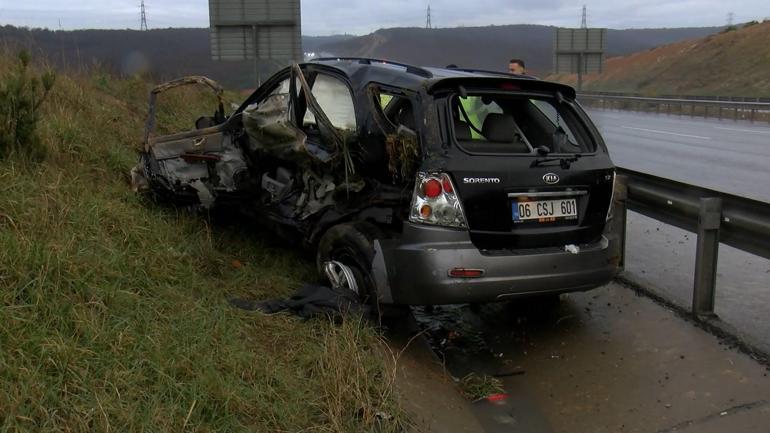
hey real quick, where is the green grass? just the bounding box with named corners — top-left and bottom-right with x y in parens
top-left (0, 52), bottom-right (407, 432)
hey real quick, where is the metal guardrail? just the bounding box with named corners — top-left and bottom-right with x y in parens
top-left (578, 93), bottom-right (770, 123)
top-left (614, 168), bottom-right (770, 316)
top-left (581, 91), bottom-right (770, 103)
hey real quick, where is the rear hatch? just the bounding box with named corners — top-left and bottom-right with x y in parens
top-left (432, 81), bottom-right (614, 251)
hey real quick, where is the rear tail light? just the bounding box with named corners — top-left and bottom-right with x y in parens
top-left (409, 172), bottom-right (467, 228)
top-left (422, 178), bottom-right (442, 198)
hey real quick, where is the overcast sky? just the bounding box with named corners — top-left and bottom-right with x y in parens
top-left (1, 0), bottom-right (769, 34)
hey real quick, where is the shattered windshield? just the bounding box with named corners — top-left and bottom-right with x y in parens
top-left (451, 93), bottom-right (594, 154)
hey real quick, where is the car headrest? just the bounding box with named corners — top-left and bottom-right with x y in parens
top-left (482, 113), bottom-right (516, 143)
top-left (454, 120), bottom-right (472, 141)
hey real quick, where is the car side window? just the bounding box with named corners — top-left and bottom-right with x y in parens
top-left (303, 74), bottom-right (357, 131)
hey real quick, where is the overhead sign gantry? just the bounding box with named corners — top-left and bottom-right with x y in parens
top-left (553, 28), bottom-right (606, 91)
top-left (209, 0), bottom-right (302, 84)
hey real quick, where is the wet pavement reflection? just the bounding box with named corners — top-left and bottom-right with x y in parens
top-left (409, 284), bottom-right (770, 433)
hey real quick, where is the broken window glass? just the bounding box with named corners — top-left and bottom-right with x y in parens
top-left (457, 96), bottom-right (503, 140)
top-left (529, 99), bottom-right (580, 148)
top-left (371, 88), bottom-right (420, 180)
top-left (303, 74), bottom-right (357, 131)
top-left (270, 78), bottom-right (291, 96)
top-left (452, 94), bottom-right (594, 154)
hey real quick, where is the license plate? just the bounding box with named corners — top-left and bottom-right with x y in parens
top-left (512, 198), bottom-right (577, 222)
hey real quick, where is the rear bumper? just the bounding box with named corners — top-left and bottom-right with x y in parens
top-left (374, 223), bottom-right (620, 305)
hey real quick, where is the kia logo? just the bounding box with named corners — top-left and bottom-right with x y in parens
top-left (543, 173), bottom-right (560, 184)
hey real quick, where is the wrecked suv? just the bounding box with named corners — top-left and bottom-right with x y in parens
top-left (132, 58), bottom-right (620, 308)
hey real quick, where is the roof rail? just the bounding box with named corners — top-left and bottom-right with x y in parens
top-left (449, 67), bottom-right (537, 80)
top-left (311, 57), bottom-right (433, 78)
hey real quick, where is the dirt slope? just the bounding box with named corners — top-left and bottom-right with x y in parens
top-left (317, 25), bottom-right (721, 75)
top-left (550, 21), bottom-right (770, 97)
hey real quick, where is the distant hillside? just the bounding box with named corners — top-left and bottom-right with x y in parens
top-left (0, 26), bottom-right (352, 88)
top-left (315, 25), bottom-right (723, 74)
top-left (0, 24), bottom-right (719, 88)
top-left (549, 21), bottom-right (770, 97)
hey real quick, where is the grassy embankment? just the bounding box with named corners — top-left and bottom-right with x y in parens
top-left (0, 51), bottom-right (406, 432)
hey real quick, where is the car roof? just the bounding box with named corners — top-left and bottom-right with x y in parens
top-left (308, 57), bottom-right (575, 98)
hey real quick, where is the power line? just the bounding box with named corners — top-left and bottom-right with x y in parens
top-left (426, 3), bottom-right (432, 29)
top-left (581, 5), bottom-right (588, 28)
top-left (140, 0), bottom-right (148, 31)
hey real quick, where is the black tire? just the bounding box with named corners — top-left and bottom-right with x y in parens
top-left (316, 222), bottom-right (381, 308)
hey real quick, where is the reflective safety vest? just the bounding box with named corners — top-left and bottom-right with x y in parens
top-left (459, 97), bottom-right (484, 139)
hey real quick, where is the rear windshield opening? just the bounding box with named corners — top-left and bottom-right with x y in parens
top-left (450, 93), bottom-right (595, 154)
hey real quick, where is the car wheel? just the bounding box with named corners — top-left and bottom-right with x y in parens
top-left (317, 222), bottom-right (380, 310)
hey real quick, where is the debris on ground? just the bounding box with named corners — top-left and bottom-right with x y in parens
top-left (228, 283), bottom-right (369, 319)
top-left (458, 372), bottom-right (505, 401)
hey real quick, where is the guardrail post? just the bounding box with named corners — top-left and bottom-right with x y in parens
top-left (613, 175), bottom-right (628, 270)
top-left (692, 197), bottom-right (722, 317)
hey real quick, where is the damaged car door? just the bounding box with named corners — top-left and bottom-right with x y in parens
top-left (134, 66), bottom-right (365, 222)
top-left (132, 76), bottom-right (253, 207)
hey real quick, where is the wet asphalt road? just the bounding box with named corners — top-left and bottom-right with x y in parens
top-left (413, 283), bottom-right (770, 433)
top-left (624, 211), bottom-right (770, 354)
top-left (588, 108), bottom-right (770, 352)
top-left (587, 109), bottom-right (770, 202)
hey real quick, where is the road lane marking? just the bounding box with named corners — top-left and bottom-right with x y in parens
top-left (713, 126), bottom-right (770, 135)
top-left (621, 126), bottom-right (712, 140)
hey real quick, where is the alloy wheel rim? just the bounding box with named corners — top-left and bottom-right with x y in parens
top-left (323, 260), bottom-right (359, 294)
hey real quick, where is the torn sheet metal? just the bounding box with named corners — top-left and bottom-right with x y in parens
top-left (242, 93), bottom-right (310, 161)
top-left (134, 65), bottom-right (410, 224)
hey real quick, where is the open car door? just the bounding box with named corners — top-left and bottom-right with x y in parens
top-left (131, 76), bottom-right (252, 208)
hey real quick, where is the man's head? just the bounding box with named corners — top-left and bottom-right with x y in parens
top-left (509, 59), bottom-right (526, 75)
